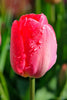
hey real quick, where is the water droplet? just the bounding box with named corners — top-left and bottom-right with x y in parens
top-left (36, 40), bottom-right (42, 45)
top-left (39, 40), bottom-right (42, 44)
top-left (42, 26), bottom-right (46, 30)
top-left (24, 17), bottom-right (27, 26)
top-left (30, 45), bottom-right (34, 48)
top-left (34, 48), bottom-right (37, 51)
top-left (17, 56), bottom-right (21, 59)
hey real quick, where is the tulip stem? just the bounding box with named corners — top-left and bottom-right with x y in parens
top-left (50, 4), bottom-right (55, 24)
top-left (35, 0), bottom-right (41, 14)
top-left (30, 78), bottom-right (35, 100)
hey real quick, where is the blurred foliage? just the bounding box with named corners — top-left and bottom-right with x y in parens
top-left (0, 0), bottom-right (67, 100)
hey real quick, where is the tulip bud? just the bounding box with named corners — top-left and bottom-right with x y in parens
top-left (10, 13), bottom-right (57, 78)
top-left (62, 64), bottom-right (67, 71)
top-left (57, 64), bottom-right (67, 93)
top-left (46, 0), bottom-right (61, 4)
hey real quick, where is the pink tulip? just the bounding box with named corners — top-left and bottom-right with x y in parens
top-left (10, 13), bottom-right (57, 78)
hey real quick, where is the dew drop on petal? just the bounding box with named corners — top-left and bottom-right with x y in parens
top-left (39, 40), bottom-right (42, 44)
top-left (17, 56), bottom-right (21, 59)
top-left (31, 45), bottom-right (34, 49)
top-left (33, 48), bottom-right (38, 51)
top-left (23, 54), bottom-right (26, 59)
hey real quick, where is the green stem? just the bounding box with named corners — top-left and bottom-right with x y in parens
top-left (30, 78), bottom-right (35, 100)
top-left (1, 0), bottom-right (5, 19)
top-left (35, 0), bottom-right (41, 14)
top-left (50, 4), bottom-right (55, 24)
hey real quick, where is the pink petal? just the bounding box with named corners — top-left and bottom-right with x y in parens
top-left (10, 20), bottom-right (26, 75)
top-left (20, 13), bottom-right (48, 25)
top-left (19, 18), bottom-right (43, 76)
top-left (33, 24), bottom-right (57, 78)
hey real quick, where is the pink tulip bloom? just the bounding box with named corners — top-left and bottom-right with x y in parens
top-left (10, 13), bottom-right (57, 78)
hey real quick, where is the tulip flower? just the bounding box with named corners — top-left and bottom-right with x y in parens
top-left (10, 13), bottom-right (57, 78)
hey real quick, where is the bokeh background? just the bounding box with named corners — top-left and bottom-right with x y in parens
top-left (0, 0), bottom-right (67, 100)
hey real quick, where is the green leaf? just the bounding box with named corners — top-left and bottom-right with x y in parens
top-left (24, 88), bottom-right (30, 100)
top-left (0, 36), bottom-right (10, 72)
top-left (0, 83), bottom-right (8, 100)
top-left (62, 83), bottom-right (67, 99)
top-left (16, 78), bottom-right (29, 99)
top-left (48, 77), bottom-right (57, 91)
top-left (0, 72), bottom-right (10, 100)
top-left (35, 87), bottom-right (55, 100)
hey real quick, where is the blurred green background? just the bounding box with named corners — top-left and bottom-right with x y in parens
top-left (0, 0), bottom-right (67, 100)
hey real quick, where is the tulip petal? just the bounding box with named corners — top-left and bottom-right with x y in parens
top-left (10, 20), bottom-right (26, 76)
top-left (19, 18), bottom-right (44, 77)
top-left (33, 24), bottom-right (57, 78)
top-left (20, 13), bottom-right (48, 25)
